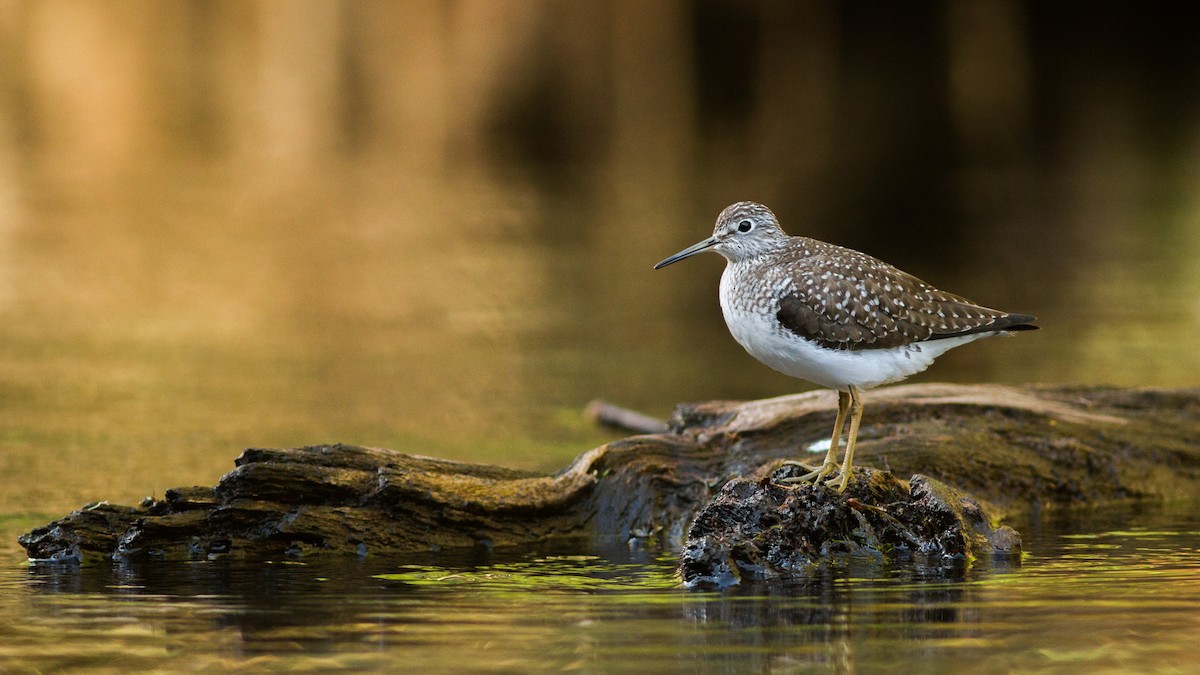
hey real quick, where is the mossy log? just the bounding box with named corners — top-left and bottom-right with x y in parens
top-left (19, 384), bottom-right (1200, 562)
top-left (680, 466), bottom-right (1024, 588)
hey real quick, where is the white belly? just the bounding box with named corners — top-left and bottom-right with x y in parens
top-left (718, 271), bottom-right (989, 390)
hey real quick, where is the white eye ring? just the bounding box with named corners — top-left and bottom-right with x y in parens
top-left (737, 220), bottom-right (753, 233)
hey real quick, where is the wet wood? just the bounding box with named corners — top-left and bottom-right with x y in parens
top-left (19, 384), bottom-right (1200, 562)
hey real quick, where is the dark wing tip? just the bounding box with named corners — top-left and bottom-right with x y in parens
top-left (924, 311), bottom-right (1038, 342)
top-left (999, 314), bottom-right (1038, 331)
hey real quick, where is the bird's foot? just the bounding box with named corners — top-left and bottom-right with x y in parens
top-left (776, 460), bottom-right (839, 486)
top-left (822, 470), bottom-right (852, 493)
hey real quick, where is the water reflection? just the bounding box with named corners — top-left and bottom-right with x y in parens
top-left (14, 549), bottom-right (996, 671)
top-left (7, 503), bottom-right (1200, 672)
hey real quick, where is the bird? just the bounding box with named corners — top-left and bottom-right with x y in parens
top-left (654, 201), bottom-right (1037, 491)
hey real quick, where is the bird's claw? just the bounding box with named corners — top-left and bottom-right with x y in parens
top-left (775, 461), bottom-right (840, 487)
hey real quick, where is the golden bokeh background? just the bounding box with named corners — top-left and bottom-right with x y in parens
top-left (0, 1), bottom-right (1197, 515)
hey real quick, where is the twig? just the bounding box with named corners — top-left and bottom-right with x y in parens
top-left (584, 399), bottom-right (669, 435)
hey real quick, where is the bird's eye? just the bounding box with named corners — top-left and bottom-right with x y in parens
top-left (737, 220), bottom-right (753, 233)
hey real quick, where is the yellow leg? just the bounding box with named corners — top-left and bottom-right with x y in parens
top-left (828, 386), bottom-right (863, 492)
top-left (779, 390), bottom-right (849, 484)
top-left (801, 390), bottom-right (850, 482)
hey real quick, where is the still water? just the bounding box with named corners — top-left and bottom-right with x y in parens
top-left (3, 502), bottom-right (1199, 672)
top-left (3, 3), bottom-right (1200, 672)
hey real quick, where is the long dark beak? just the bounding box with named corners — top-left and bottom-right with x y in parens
top-left (653, 236), bottom-right (719, 269)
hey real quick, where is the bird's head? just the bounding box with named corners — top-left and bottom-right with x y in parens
top-left (654, 201), bottom-right (789, 269)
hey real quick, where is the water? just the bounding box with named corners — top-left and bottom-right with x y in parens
top-left (3, 3), bottom-right (1200, 672)
top-left (3, 503), bottom-right (1199, 673)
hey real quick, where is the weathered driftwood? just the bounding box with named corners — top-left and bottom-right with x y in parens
top-left (19, 384), bottom-right (1200, 562)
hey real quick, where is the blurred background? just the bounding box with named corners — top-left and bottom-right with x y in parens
top-left (0, 1), bottom-right (1198, 516)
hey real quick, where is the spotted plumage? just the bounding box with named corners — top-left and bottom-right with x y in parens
top-left (765, 236), bottom-right (1032, 351)
top-left (654, 200), bottom-right (1037, 491)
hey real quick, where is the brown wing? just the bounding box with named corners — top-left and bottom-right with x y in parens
top-left (774, 247), bottom-right (1036, 351)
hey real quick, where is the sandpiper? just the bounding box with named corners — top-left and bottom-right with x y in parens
top-left (655, 201), bottom-right (1037, 491)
